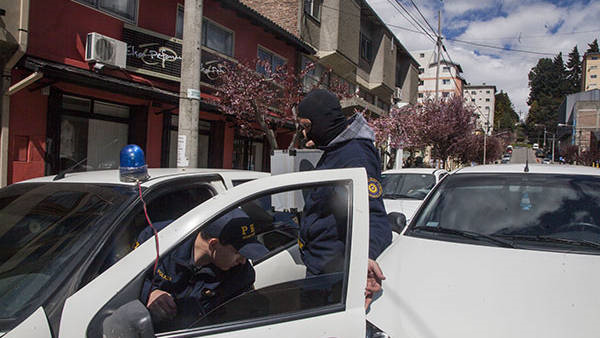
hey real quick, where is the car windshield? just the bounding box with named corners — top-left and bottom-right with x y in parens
top-left (0, 182), bottom-right (137, 329)
top-left (410, 173), bottom-right (600, 253)
top-left (382, 173), bottom-right (436, 200)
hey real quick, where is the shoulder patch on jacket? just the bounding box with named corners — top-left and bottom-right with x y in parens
top-left (368, 177), bottom-right (383, 199)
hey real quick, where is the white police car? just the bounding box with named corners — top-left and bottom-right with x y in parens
top-left (0, 146), bottom-right (269, 337)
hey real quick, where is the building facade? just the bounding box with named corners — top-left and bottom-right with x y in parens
top-left (464, 84), bottom-right (496, 135)
top-left (410, 49), bottom-right (466, 102)
top-left (559, 89), bottom-right (600, 152)
top-left (582, 52), bottom-right (600, 91)
top-left (241, 0), bottom-right (420, 115)
top-left (0, 0), bottom-right (313, 184)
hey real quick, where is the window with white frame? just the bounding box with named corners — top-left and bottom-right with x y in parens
top-left (304, 0), bottom-right (321, 20)
top-left (592, 74), bottom-right (598, 79)
top-left (75, 0), bottom-right (137, 22)
top-left (418, 67), bottom-right (424, 74)
top-left (257, 47), bottom-right (286, 75)
top-left (471, 90), bottom-right (476, 94)
top-left (202, 19), bottom-right (233, 56)
top-left (419, 53), bottom-right (425, 58)
top-left (443, 66), bottom-right (450, 72)
top-left (485, 98), bottom-right (490, 102)
top-left (442, 79), bottom-right (450, 85)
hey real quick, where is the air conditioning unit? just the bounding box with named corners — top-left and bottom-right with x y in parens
top-left (393, 87), bottom-right (403, 100)
top-left (85, 32), bottom-right (127, 68)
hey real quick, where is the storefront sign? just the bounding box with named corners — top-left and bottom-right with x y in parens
top-left (122, 24), bottom-right (228, 84)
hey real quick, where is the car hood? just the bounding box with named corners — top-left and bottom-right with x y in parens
top-left (367, 235), bottom-right (600, 338)
top-left (383, 199), bottom-right (422, 221)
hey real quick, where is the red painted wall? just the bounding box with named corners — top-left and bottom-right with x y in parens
top-left (8, 73), bottom-right (48, 183)
top-left (8, 0), bottom-right (301, 182)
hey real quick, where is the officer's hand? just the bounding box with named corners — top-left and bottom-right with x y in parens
top-left (365, 259), bottom-right (385, 309)
top-left (147, 289), bottom-right (177, 321)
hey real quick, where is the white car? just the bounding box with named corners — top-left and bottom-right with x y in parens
top-left (4, 165), bottom-right (599, 337)
top-left (0, 168), bottom-right (269, 337)
top-left (381, 168), bottom-right (448, 221)
top-left (368, 164), bottom-right (600, 338)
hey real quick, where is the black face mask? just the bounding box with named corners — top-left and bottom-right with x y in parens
top-left (297, 89), bottom-right (348, 147)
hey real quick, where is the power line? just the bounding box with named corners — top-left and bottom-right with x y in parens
top-left (391, 0), bottom-right (437, 42)
top-left (407, 0), bottom-right (437, 36)
top-left (385, 0), bottom-right (436, 43)
top-left (446, 37), bottom-right (558, 56)
top-left (457, 28), bottom-right (600, 41)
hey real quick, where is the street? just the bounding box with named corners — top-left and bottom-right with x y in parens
top-left (509, 146), bottom-right (537, 164)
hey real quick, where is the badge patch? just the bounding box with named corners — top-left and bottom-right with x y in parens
top-left (368, 177), bottom-right (383, 199)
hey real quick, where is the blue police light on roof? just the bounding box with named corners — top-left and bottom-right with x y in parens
top-left (119, 144), bottom-right (149, 182)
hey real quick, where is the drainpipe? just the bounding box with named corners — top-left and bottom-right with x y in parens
top-left (1, 0), bottom-right (30, 187)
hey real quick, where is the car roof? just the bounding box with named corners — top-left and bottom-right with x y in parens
top-left (18, 168), bottom-right (269, 186)
top-left (453, 164), bottom-right (600, 176)
top-left (383, 168), bottom-right (446, 175)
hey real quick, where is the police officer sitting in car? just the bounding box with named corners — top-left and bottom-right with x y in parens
top-left (135, 208), bottom-right (268, 331)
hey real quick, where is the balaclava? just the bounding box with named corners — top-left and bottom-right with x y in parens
top-left (297, 89), bottom-right (348, 147)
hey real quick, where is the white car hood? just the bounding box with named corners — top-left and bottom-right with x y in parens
top-left (383, 199), bottom-right (422, 221)
top-left (368, 235), bottom-right (600, 338)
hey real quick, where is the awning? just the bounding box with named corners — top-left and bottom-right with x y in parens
top-left (21, 56), bottom-right (219, 112)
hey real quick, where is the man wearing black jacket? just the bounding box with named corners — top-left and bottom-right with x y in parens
top-left (297, 89), bottom-right (392, 308)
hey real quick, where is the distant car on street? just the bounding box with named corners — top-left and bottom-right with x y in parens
top-left (532, 143), bottom-right (540, 150)
top-left (381, 168), bottom-right (448, 221)
top-left (542, 157), bottom-right (551, 164)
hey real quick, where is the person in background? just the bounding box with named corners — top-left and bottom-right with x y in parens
top-left (296, 89), bottom-right (392, 309)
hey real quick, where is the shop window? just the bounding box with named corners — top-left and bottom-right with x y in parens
top-left (233, 137), bottom-right (264, 171)
top-left (166, 115), bottom-right (211, 168)
top-left (304, 0), bottom-right (321, 20)
top-left (202, 19), bottom-right (233, 56)
top-left (59, 96), bottom-right (130, 172)
top-left (257, 47), bottom-right (286, 75)
top-left (75, 0), bottom-right (137, 22)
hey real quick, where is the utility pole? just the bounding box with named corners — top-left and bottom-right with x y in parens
top-left (178, 0), bottom-right (203, 168)
top-left (434, 10), bottom-right (441, 99)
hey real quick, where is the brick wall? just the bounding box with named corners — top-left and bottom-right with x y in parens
top-left (241, 0), bottom-right (300, 37)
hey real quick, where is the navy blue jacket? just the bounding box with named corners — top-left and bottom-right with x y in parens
top-left (136, 222), bottom-right (255, 330)
top-left (300, 114), bottom-right (392, 275)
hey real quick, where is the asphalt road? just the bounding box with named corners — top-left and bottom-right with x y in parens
top-left (509, 147), bottom-right (536, 164)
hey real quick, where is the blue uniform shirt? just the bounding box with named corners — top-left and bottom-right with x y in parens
top-left (136, 222), bottom-right (255, 331)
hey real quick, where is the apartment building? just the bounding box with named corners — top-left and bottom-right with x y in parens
top-left (582, 52), bottom-right (600, 91)
top-left (410, 49), bottom-right (466, 102)
top-left (558, 89), bottom-right (600, 152)
top-left (0, 0), bottom-right (313, 184)
top-left (242, 0), bottom-right (420, 115)
top-left (464, 84), bottom-right (496, 135)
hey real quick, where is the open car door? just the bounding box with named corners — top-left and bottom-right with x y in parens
top-left (57, 168), bottom-right (370, 337)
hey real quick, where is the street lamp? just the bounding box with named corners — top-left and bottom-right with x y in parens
top-left (534, 123), bottom-right (547, 149)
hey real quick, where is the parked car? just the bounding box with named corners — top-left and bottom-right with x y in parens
top-left (532, 143), bottom-right (539, 150)
top-left (0, 167), bottom-right (269, 337)
top-left (381, 168), bottom-right (448, 221)
top-left (368, 164), bottom-right (600, 338)
top-left (543, 157), bottom-right (551, 164)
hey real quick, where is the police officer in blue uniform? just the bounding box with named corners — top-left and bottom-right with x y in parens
top-left (297, 89), bottom-right (392, 308)
top-left (136, 208), bottom-right (268, 331)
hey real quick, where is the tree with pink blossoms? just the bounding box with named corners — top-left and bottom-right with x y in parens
top-left (370, 95), bottom-right (480, 168)
top-left (214, 59), bottom-right (350, 150)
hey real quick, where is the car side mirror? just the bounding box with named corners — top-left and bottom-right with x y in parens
top-left (102, 300), bottom-right (154, 338)
top-left (387, 212), bottom-right (407, 234)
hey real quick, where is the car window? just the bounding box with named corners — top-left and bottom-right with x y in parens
top-left (409, 173), bottom-right (600, 253)
top-left (382, 173), bottom-right (436, 200)
top-left (81, 182), bottom-right (216, 286)
top-left (89, 181), bottom-right (352, 337)
top-left (0, 183), bottom-right (137, 332)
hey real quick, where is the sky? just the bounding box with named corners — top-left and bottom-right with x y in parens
top-left (366, 0), bottom-right (600, 120)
